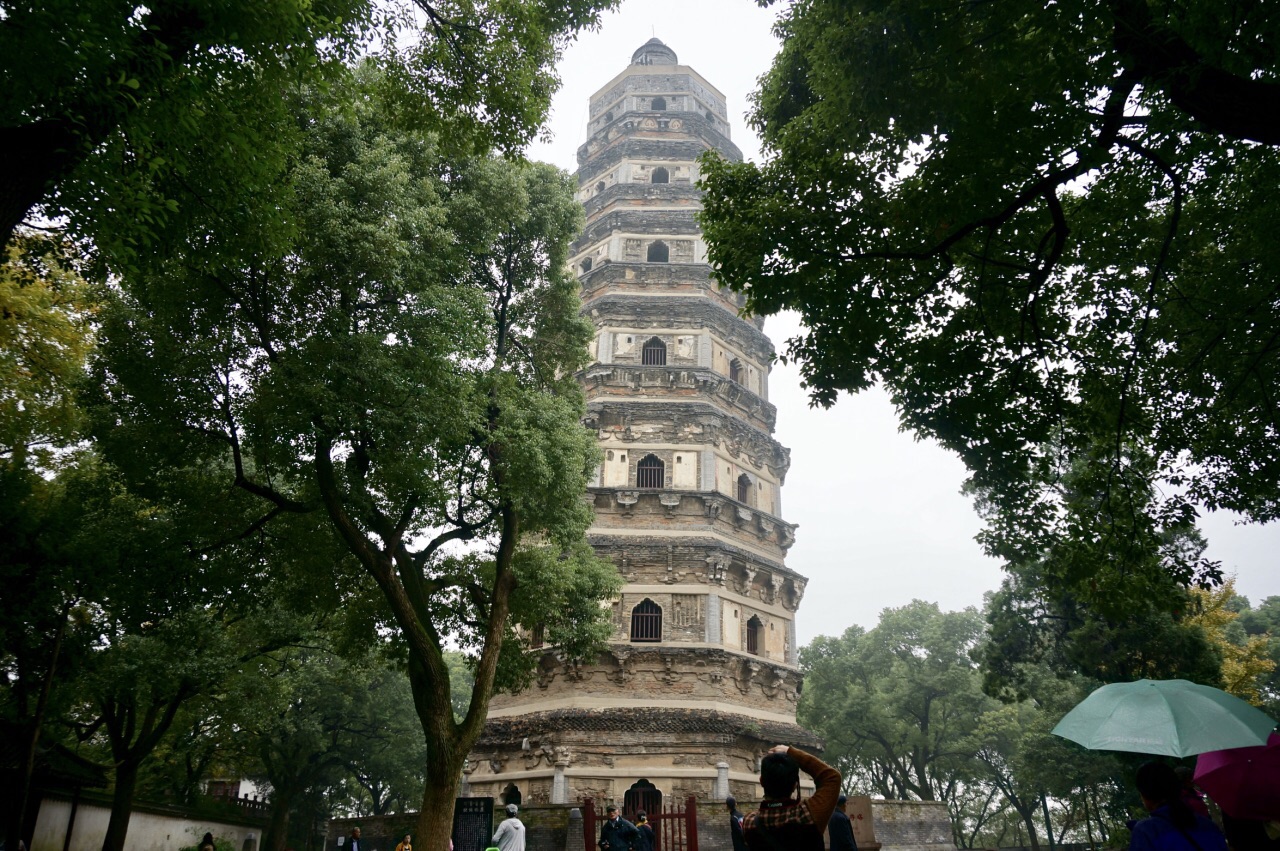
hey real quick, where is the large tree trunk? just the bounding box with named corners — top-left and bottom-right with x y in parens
top-left (416, 755), bottom-right (464, 851)
top-left (101, 759), bottom-right (139, 851)
top-left (0, 122), bottom-right (81, 254)
top-left (11, 598), bottom-right (72, 850)
top-left (1015, 803), bottom-right (1041, 851)
top-left (264, 789), bottom-right (295, 851)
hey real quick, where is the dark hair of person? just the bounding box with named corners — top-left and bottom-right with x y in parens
top-left (1136, 761), bottom-right (1195, 830)
top-left (637, 811), bottom-right (647, 822)
top-left (726, 796), bottom-right (737, 809)
top-left (201, 833), bottom-right (214, 847)
top-left (760, 751), bottom-right (800, 799)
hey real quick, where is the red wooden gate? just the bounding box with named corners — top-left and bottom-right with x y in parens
top-left (583, 796), bottom-right (699, 851)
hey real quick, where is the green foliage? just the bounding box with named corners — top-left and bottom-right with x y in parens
top-left (800, 602), bottom-right (994, 803)
top-left (701, 0), bottom-right (1280, 619)
top-left (0, 0), bottom-right (619, 265)
top-left (0, 230), bottom-right (95, 468)
top-left (214, 641), bottom-right (425, 846)
top-left (1230, 595), bottom-right (1280, 714)
top-left (92, 71), bottom-right (615, 847)
top-left (802, 602), bottom-right (1146, 850)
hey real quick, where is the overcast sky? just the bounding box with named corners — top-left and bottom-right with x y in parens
top-left (526, 0), bottom-right (1280, 645)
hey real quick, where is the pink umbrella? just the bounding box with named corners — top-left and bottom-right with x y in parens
top-left (1194, 732), bottom-right (1280, 821)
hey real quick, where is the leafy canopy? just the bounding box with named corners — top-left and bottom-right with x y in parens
top-left (700, 0), bottom-right (1280, 610)
top-left (92, 72), bottom-right (617, 849)
top-left (0, 0), bottom-right (618, 265)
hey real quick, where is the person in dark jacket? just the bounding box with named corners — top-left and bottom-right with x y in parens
top-left (743, 745), bottom-right (841, 851)
top-left (1129, 762), bottom-right (1227, 851)
top-left (634, 811), bottom-right (656, 851)
top-left (727, 797), bottom-right (748, 851)
top-left (599, 805), bottom-right (639, 851)
top-left (829, 795), bottom-right (859, 851)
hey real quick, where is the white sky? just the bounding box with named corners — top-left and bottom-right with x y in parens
top-left (526, 0), bottom-right (1280, 645)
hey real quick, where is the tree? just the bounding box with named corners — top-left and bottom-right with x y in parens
top-left (1236, 595), bottom-right (1280, 713)
top-left (339, 664), bottom-right (430, 819)
top-left (217, 643), bottom-right (421, 851)
top-left (700, 0), bottom-right (1280, 612)
top-left (1187, 580), bottom-right (1278, 705)
top-left (0, 0), bottom-right (617, 261)
top-left (0, 230), bottom-right (95, 469)
top-left (982, 561), bottom-right (1224, 697)
top-left (94, 78), bottom-right (618, 851)
top-left (800, 602), bottom-right (995, 803)
top-left (0, 443), bottom-right (320, 851)
top-left (803, 601), bottom-right (1154, 849)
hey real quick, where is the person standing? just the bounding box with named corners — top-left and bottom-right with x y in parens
top-left (598, 805), bottom-right (639, 850)
top-left (493, 803), bottom-right (526, 851)
top-left (829, 795), bottom-right (858, 851)
top-left (1129, 762), bottom-right (1227, 851)
top-left (726, 797), bottom-right (748, 851)
top-left (634, 812), bottom-right (656, 851)
top-left (347, 828), bottom-right (363, 851)
top-left (742, 745), bottom-right (841, 851)
top-left (395, 833), bottom-right (413, 851)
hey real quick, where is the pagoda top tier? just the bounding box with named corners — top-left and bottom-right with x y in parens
top-left (632, 37), bottom-right (678, 66)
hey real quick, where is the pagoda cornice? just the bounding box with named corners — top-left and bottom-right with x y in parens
top-left (585, 532), bottom-right (808, 601)
top-left (583, 294), bottom-right (774, 361)
top-left (584, 400), bottom-right (791, 479)
top-left (577, 118), bottom-right (741, 178)
top-left (571, 208), bottom-right (700, 253)
top-left (581, 365), bottom-right (776, 432)
top-left (578, 262), bottom-right (754, 323)
top-left (587, 487), bottom-right (798, 558)
top-left (583, 182), bottom-right (704, 220)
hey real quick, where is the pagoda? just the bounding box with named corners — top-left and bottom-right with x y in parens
top-left (466, 38), bottom-right (817, 816)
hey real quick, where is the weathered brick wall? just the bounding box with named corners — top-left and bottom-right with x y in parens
top-left (329, 798), bottom-right (956, 851)
top-left (871, 800), bottom-right (957, 851)
top-left (329, 805), bottom-right (574, 851)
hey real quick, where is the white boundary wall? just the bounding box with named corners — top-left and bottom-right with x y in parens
top-left (32, 796), bottom-right (261, 851)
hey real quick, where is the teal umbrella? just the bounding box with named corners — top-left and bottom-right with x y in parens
top-left (1052, 679), bottom-right (1276, 757)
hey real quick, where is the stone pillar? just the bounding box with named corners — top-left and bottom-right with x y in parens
top-left (713, 762), bottom-right (731, 799)
top-left (698, 333), bottom-right (712, 368)
top-left (552, 754), bottom-right (571, 804)
top-left (460, 760), bottom-right (473, 797)
top-left (598, 331), bottom-right (613, 364)
top-left (566, 808), bottom-right (585, 851)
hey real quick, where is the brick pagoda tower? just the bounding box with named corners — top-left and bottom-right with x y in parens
top-left (466, 39), bottom-right (817, 816)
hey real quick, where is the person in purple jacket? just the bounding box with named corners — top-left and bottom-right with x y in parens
top-left (1129, 762), bottom-right (1227, 851)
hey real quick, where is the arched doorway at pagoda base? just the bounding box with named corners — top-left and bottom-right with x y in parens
top-left (501, 783), bottom-right (521, 807)
top-left (583, 793), bottom-right (699, 851)
top-left (624, 778), bottom-right (661, 822)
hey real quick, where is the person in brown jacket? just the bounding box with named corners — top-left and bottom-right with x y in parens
top-left (742, 745), bottom-right (841, 851)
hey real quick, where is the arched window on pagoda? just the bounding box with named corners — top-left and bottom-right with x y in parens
top-left (641, 337), bottom-right (667, 365)
top-left (737, 473), bottom-right (752, 504)
top-left (580, 257), bottom-right (592, 274)
top-left (651, 96), bottom-right (667, 111)
top-left (746, 615), bottom-right (763, 655)
top-left (631, 599), bottom-right (662, 642)
top-left (729, 358), bottom-right (743, 384)
top-left (651, 166), bottom-right (669, 184)
top-left (647, 241), bottom-right (669, 263)
top-left (637, 454), bottom-right (665, 488)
